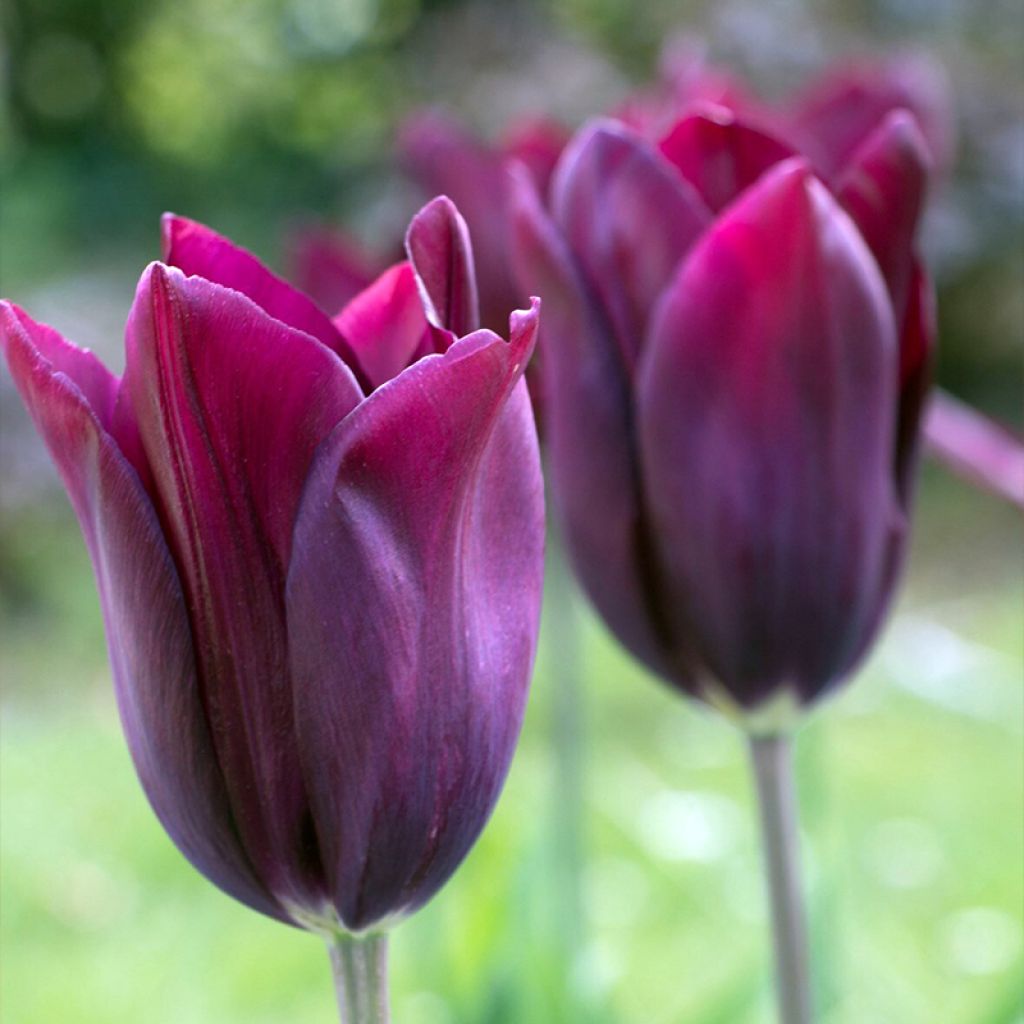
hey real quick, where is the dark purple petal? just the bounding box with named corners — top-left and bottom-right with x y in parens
top-left (0, 302), bottom-right (283, 921)
top-left (287, 226), bottom-right (380, 317)
top-left (404, 196), bottom-right (480, 338)
top-left (333, 262), bottom-right (430, 389)
top-left (837, 110), bottom-right (930, 326)
top-left (286, 304), bottom-right (543, 931)
top-left (637, 160), bottom-right (900, 708)
top-left (552, 119), bottom-right (712, 371)
top-left (509, 164), bottom-right (678, 681)
top-left (122, 263), bottom-right (363, 914)
top-left (893, 265), bottom-right (936, 506)
top-left (162, 214), bottom-right (371, 389)
top-left (658, 109), bottom-right (795, 213)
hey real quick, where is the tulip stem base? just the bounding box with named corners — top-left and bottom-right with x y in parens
top-left (328, 932), bottom-right (389, 1024)
top-left (749, 733), bottom-right (813, 1024)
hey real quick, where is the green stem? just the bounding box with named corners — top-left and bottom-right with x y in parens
top-left (749, 733), bottom-right (813, 1024)
top-left (328, 933), bottom-right (389, 1024)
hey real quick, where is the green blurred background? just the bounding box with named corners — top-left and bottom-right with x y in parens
top-left (1, 0), bottom-right (1021, 1022)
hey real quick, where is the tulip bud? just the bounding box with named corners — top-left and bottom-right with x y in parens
top-left (512, 113), bottom-right (933, 722)
top-left (1, 198), bottom-right (544, 935)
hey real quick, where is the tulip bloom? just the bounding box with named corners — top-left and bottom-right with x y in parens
top-left (511, 109), bottom-right (933, 717)
top-left (1, 198), bottom-right (543, 1018)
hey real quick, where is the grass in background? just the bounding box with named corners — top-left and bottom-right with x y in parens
top-left (1, 465), bottom-right (1021, 1024)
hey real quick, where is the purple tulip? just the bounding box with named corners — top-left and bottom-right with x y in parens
top-left (1, 198), bottom-right (544, 936)
top-left (511, 109), bottom-right (933, 715)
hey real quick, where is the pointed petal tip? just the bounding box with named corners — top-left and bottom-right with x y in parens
top-left (509, 296), bottom-right (541, 358)
top-left (864, 107), bottom-right (933, 173)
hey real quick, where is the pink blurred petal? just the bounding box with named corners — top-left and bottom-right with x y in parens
top-left (287, 226), bottom-right (379, 317)
top-left (838, 109), bottom-right (931, 322)
top-left (926, 390), bottom-right (1024, 509)
top-left (658, 108), bottom-right (796, 212)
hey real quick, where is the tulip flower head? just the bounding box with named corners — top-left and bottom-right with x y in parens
top-left (512, 110), bottom-right (933, 727)
top-left (1, 198), bottom-right (544, 937)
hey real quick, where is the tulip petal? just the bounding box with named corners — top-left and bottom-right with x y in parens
top-left (1, 302), bottom-right (282, 921)
top-left (404, 196), bottom-right (480, 338)
top-left (1, 304), bottom-right (120, 429)
top-left (500, 117), bottom-right (569, 195)
top-left (837, 110), bottom-right (930, 324)
top-left (788, 54), bottom-right (955, 179)
top-left (637, 160), bottom-right (900, 707)
top-left (333, 262), bottom-right (430, 389)
top-left (123, 263), bottom-right (363, 913)
top-left (399, 112), bottom-right (516, 332)
top-left (552, 119), bottom-right (712, 371)
top-left (509, 164), bottom-right (679, 680)
top-left (658, 109), bottom-right (795, 213)
top-left (894, 265), bottom-right (936, 505)
top-left (162, 214), bottom-right (371, 390)
top-left (286, 305), bottom-right (543, 931)
top-left (287, 226), bottom-right (379, 317)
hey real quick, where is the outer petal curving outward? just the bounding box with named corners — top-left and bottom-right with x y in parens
top-left (286, 303), bottom-right (544, 932)
top-left (122, 264), bottom-right (363, 915)
top-left (509, 165), bottom-right (678, 681)
top-left (637, 161), bottom-right (900, 709)
top-left (0, 303), bottom-right (282, 921)
top-left (552, 119), bottom-right (711, 370)
top-left (162, 214), bottom-right (371, 390)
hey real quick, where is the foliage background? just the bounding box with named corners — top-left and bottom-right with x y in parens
top-left (1, 0), bottom-right (1022, 1022)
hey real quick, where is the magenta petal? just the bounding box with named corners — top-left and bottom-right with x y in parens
top-left (509, 165), bottom-right (677, 680)
top-left (122, 263), bottom-right (363, 912)
top-left (333, 262), bottom-right (429, 388)
top-left (399, 112), bottom-right (521, 333)
top-left (925, 390), bottom-right (1024, 509)
top-left (404, 196), bottom-right (480, 337)
top-left (658, 109), bottom-right (795, 212)
top-left (500, 117), bottom-right (570, 195)
top-left (637, 161), bottom-right (900, 707)
top-left (287, 226), bottom-right (379, 317)
top-left (1, 304), bottom-right (119, 429)
top-left (837, 110), bottom-right (930, 323)
top-left (161, 214), bottom-right (370, 389)
top-left (787, 54), bottom-right (955, 179)
top-left (286, 305), bottom-right (543, 931)
top-left (552, 119), bottom-right (712, 370)
top-left (1, 304), bottom-right (282, 920)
